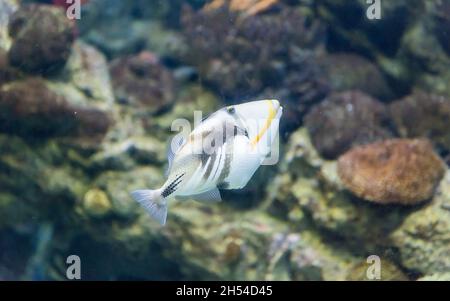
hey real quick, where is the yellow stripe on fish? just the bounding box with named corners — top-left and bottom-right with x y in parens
top-left (250, 100), bottom-right (277, 148)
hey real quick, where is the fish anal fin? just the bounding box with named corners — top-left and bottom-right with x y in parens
top-left (178, 187), bottom-right (222, 203)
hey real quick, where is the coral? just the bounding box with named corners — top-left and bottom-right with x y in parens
top-left (2, 0), bottom-right (450, 281)
top-left (7, 4), bottom-right (75, 74)
top-left (79, 0), bottom-right (193, 58)
top-left (317, 0), bottom-right (423, 56)
top-left (109, 52), bottom-right (175, 114)
top-left (181, 1), bottom-right (326, 99)
top-left (64, 41), bottom-right (114, 105)
top-left (317, 54), bottom-right (393, 100)
top-left (346, 259), bottom-right (408, 281)
top-left (431, 1), bottom-right (450, 56)
top-left (337, 139), bottom-right (446, 205)
top-left (0, 78), bottom-right (112, 140)
top-left (389, 91), bottom-right (450, 154)
top-left (418, 273), bottom-right (450, 281)
top-left (68, 202), bottom-right (358, 280)
top-left (268, 127), bottom-right (450, 279)
top-left (267, 128), bottom-right (412, 252)
top-left (90, 137), bottom-right (166, 172)
top-left (382, 6), bottom-right (450, 98)
top-left (0, 0), bottom-right (18, 50)
top-left (0, 228), bottom-right (33, 280)
top-left (304, 91), bottom-right (392, 159)
top-left (390, 171), bottom-right (450, 275)
top-left (82, 189), bottom-right (112, 218)
top-left (0, 48), bottom-right (22, 85)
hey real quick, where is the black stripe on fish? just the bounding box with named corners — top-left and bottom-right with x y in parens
top-left (161, 173), bottom-right (185, 198)
top-left (218, 141), bottom-right (233, 183)
top-left (202, 151), bottom-right (217, 182)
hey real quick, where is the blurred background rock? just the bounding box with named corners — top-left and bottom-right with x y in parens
top-left (0, 0), bottom-right (449, 280)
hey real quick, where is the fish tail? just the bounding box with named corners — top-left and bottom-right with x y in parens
top-left (130, 189), bottom-right (168, 225)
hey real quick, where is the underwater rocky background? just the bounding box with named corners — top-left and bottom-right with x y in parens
top-left (0, 0), bottom-right (449, 280)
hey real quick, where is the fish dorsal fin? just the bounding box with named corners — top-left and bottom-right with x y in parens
top-left (178, 187), bottom-right (222, 203)
top-left (166, 134), bottom-right (187, 176)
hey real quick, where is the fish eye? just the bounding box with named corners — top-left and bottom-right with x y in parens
top-left (227, 107), bottom-right (235, 114)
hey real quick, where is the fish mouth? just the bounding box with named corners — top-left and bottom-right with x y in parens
top-left (269, 99), bottom-right (283, 118)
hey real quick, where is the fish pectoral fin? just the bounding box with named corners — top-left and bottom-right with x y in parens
top-left (166, 134), bottom-right (187, 176)
top-left (181, 187), bottom-right (222, 203)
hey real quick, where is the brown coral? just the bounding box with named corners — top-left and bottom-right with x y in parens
top-left (337, 139), bottom-right (446, 205)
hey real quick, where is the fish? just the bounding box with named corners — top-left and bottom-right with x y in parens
top-left (131, 99), bottom-right (283, 225)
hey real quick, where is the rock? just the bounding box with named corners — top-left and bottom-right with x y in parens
top-left (140, 21), bottom-right (187, 59)
top-left (70, 199), bottom-right (358, 280)
top-left (400, 18), bottom-right (450, 78)
top-left (266, 231), bottom-right (359, 281)
top-left (279, 59), bottom-right (330, 131)
top-left (389, 91), bottom-right (450, 154)
top-left (273, 128), bottom-right (449, 279)
top-left (109, 52), bottom-right (175, 114)
top-left (79, 0), bottom-right (190, 59)
top-left (390, 171), bottom-right (450, 275)
top-left (0, 78), bottom-right (112, 140)
top-left (268, 128), bottom-right (411, 250)
top-left (304, 91), bottom-right (392, 159)
top-left (7, 4), bottom-right (75, 75)
top-left (92, 167), bottom-right (165, 217)
top-left (0, 228), bottom-right (34, 280)
top-left (142, 84), bottom-right (221, 142)
top-left (83, 189), bottom-right (112, 217)
top-left (430, 1), bottom-right (450, 57)
top-left (337, 139), bottom-right (446, 205)
top-left (317, 54), bottom-right (393, 100)
top-left (204, 0), bottom-right (281, 16)
top-left (82, 19), bottom-right (148, 59)
top-left (346, 259), bottom-right (409, 281)
top-left (317, 0), bottom-right (423, 56)
top-left (418, 273), bottom-right (450, 281)
top-left (0, 134), bottom-right (89, 227)
top-left (387, 11), bottom-right (450, 98)
top-left (90, 137), bottom-right (166, 172)
top-left (0, 48), bottom-right (22, 86)
top-left (181, 1), bottom-right (326, 99)
top-left (64, 41), bottom-right (114, 106)
top-left (0, 0), bottom-right (18, 50)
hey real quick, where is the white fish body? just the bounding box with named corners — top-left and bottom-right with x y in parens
top-left (131, 99), bottom-right (283, 225)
